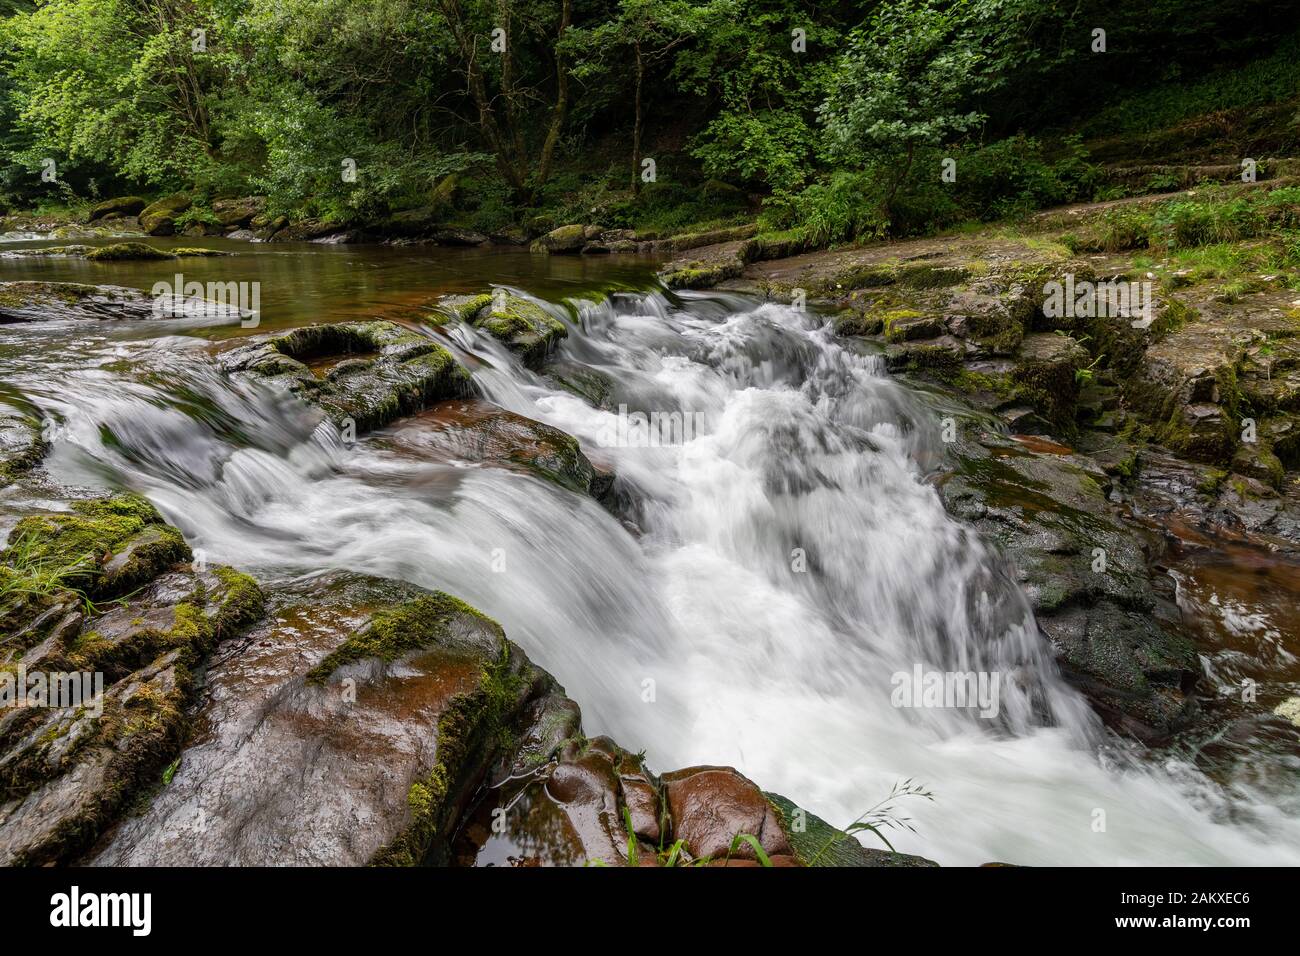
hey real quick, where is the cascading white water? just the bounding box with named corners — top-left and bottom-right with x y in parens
top-left (6, 288), bottom-right (1299, 865)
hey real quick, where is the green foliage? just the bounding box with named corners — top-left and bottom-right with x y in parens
top-left (821, 0), bottom-right (990, 174)
top-left (0, 0), bottom-right (1296, 239)
top-left (957, 135), bottom-right (1100, 218)
top-left (761, 171), bottom-right (889, 246)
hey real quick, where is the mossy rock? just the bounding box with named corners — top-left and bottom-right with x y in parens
top-left (530, 223), bottom-right (588, 254)
top-left (138, 193), bottom-right (192, 236)
top-left (83, 241), bottom-right (174, 262)
top-left (445, 292), bottom-right (568, 371)
top-left (221, 320), bottom-right (470, 432)
top-left (3, 494), bottom-right (190, 601)
top-left (883, 309), bottom-right (942, 343)
top-left (832, 310), bottom-right (884, 337)
top-left (0, 281), bottom-right (157, 323)
top-left (0, 559), bottom-right (265, 866)
top-left (1011, 333), bottom-right (1090, 430)
top-left (765, 792), bottom-right (938, 867)
top-left (0, 412), bottom-right (46, 480)
top-left (87, 196), bottom-right (146, 222)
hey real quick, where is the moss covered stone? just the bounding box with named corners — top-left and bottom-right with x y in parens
top-left (443, 292), bottom-right (568, 370)
top-left (83, 242), bottom-right (173, 262)
top-left (305, 592), bottom-right (493, 684)
top-left (4, 494), bottom-right (189, 600)
top-left (222, 320), bottom-right (470, 433)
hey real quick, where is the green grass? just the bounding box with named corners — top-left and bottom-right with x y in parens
top-left (0, 526), bottom-right (98, 635)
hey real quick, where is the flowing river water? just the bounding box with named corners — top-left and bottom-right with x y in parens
top-left (2, 236), bottom-right (1298, 865)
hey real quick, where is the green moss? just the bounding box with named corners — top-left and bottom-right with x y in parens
top-left (897, 264), bottom-right (969, 289)
top-left (210, 566), bottom-right (265, 637)
top-left (443, 293), bottom-right (493, 322)
top-left (951, 369), bottom-right (1014, 395)
top-left (4, 495), bottom-right (186, 596)
top-left (905, 345), bottom-right (962, 377)
top-left (83, 242), bottom-right (174, 262)
top-left (172, 247), bottom-right (228, 257)
top-left (305, 592), bottom-right (494, 685)
top-left (882, 309), bottom-right (925, 343)
top-left (0, 281), bottom-right (94, 310)
top-left (832, 310), bottom-right (883, 337)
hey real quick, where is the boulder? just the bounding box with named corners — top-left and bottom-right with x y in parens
top-left (87, 573), bottom-right (572, 866)
top-left (220, 320), bottom-right (470, 433)
top-left (0, 281), bottom-right (157, 323)
top-left (530, 224), bottom-right (588, 254)
top-left (87, 196), bottom-right (146, 222)
top-left (387, 399), bottom-right (607, 496)
top-left (211, 196), bottom-right (265, 228)
top-left (138, 193), bottom-right (192, 236)
top-left (439, 293), bottom-right (567, 371)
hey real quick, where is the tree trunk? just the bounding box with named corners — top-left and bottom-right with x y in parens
top-left (533, 0), bottom-right (573, 195)
top-left (631, 43), bottom-right (643, 195)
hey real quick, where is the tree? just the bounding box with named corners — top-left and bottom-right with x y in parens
top-left (569, 0), bottom-right (721, 193)
top-left (437, 0), bottom-right (573, 203)
top-left (819, 0), bottom-right (992, 215)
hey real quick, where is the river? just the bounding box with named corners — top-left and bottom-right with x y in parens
top-left (2, 235), bottom-right (1298, 865)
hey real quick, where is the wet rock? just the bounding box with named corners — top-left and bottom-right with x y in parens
top-left (939, 433), bottom-right (1199, 740)
top-left (531, 224), bottom-right (588, 254)
top-left (138, 193), bottom-right (192, 236)
top-left (390, 400), bottom-right (606, 496)
top-left (0, 499), bottom-right (263, 866)
top-left (220, 320), bottom-right (469, 433)
top-left (0, 412), bottom-right (45, 480)
top-left (1011, 332), bottom-right (1090, 429)
top-left (440, 293), bottom-right (568, 371)
top-left (87, 197), bottom-right (146, 222)
top-left (0, 281), bottom-right (156, 323)
top-left (544, 359), bottom-right (616, 408)
top-left (661, 766), bottom-right (793, 862)
top-left (460, 736), bottom-right (935, 867)
top-left (87, 574), bottom-right (565, 866)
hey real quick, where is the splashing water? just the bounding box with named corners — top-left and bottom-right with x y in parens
top-left (4, 283), bottom-right (1299, 866)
